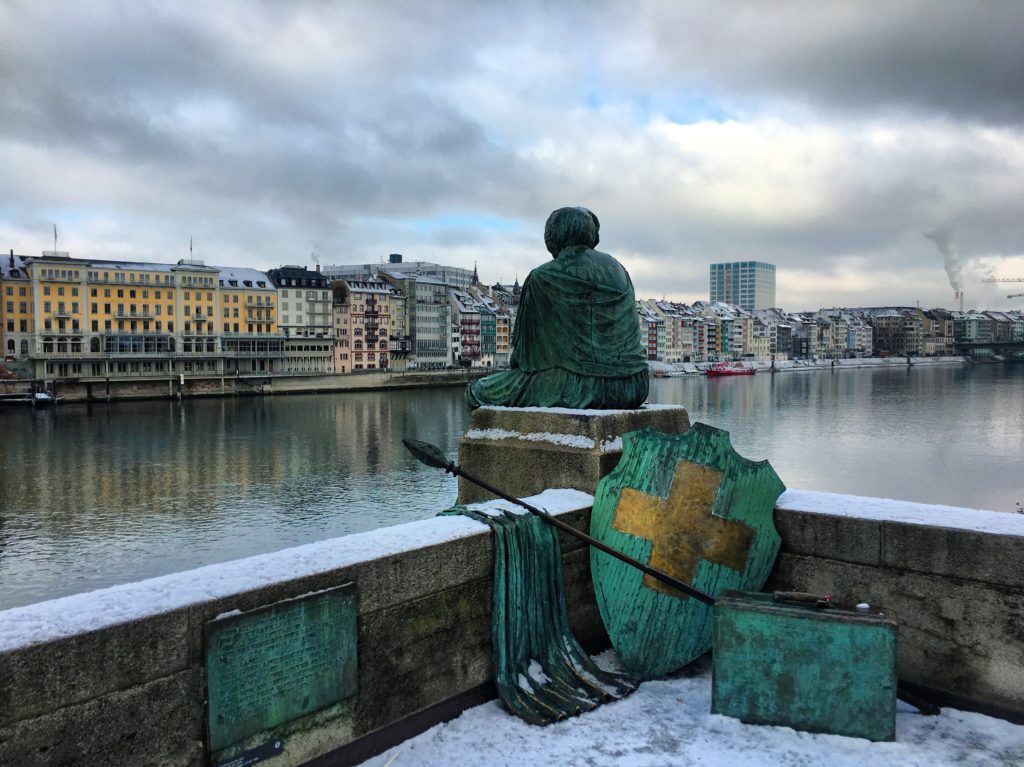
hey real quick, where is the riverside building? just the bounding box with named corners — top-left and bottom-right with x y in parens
top-left (0, 251), bottom-right (289, 382)
top-left (1, 252), bottom-right (32, 366)
top-left (332, 278), bottom-right (405, 373)
top-left (267, 265), bottom-right (333, 373)
top-left (215, 266), bottom-right (285, 375)
top-left (380, 272), bottom-right (452, 370)
top-left (323, 254), bottom-right (475, 290)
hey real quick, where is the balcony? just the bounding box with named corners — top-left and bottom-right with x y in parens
top-left (36, 349), bottom-right (87, 359)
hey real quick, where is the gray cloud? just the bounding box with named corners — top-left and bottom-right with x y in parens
top-left (641, 1), bottom-right (1024, 124)
top-left (1, 1), bottom-right (1022, 311)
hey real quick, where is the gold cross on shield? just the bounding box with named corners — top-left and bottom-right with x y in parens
top-left (612, 461), bottom-right (755, 598)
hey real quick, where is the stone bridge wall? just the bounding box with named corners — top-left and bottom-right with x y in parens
top-left (1, 490), bottom-right (1022, 767)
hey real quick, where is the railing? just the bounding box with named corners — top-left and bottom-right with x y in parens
top-left (220, 333), bottom-right (287, 339)
top-left (36, 350), bottom-right (87, 358)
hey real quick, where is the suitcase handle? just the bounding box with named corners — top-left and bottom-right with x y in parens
top-left (772, 591), bottom-right (833, 608)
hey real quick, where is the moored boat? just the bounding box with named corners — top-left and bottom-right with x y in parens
top-left (0, 391), bottom-right (55, 406)
top-left (706, 362), bottom-right (756, 377)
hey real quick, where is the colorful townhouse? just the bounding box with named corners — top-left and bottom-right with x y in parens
top-left (332, 277), bottom-right (402, 373)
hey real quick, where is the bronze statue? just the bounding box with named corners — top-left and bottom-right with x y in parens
top-left (467, 207), bottom-right (648, 409)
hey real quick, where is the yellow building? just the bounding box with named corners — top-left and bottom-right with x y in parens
top-left (2, 252), bottom-right (34, 363)
top-left (216, 266), bottom-right (284, 375)
top-left (6, 252), bottom-right (285, 382)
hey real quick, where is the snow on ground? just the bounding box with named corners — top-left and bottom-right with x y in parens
top-left (358, 659), bottom-right (1024, 767)
top-left (780, 489), bottom-right (1024, 535)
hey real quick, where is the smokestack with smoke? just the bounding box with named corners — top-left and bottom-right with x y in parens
top-left (925, 228), bottom-right (962, 294)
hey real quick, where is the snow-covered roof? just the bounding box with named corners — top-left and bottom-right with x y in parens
top-left (0, 254), bottom-right (30, 278)
top-left (214, 266), bottom-right (273, 290)
top-left (343, 279), bottom-right (398, 295)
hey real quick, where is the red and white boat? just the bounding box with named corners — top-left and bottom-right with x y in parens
top-left (706, 362), bottom-right (756, 377)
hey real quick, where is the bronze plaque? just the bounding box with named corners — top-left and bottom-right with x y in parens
top-left (206, 583), bottom-right (358, 752)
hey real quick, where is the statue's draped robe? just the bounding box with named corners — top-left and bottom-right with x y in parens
top-left (467, 245), bottom-right (649, 409)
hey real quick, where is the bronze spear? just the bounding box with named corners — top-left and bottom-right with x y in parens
top-left (403, 438), bottom-right (716, 605)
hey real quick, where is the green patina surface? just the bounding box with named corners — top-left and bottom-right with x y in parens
top-left (441, 505), bottom-right (636, 725)
top-left (467, 207), bottom-right (648, 410)
top-left (205, 584), bottom-right (358, 752)
top-left (712, 591), bottom-right (898, 742)
top-left (590, 424), bottom-right (784, 679)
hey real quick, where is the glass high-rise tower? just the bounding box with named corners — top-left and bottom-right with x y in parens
top-left (709, 261), bottom-right (776, 310)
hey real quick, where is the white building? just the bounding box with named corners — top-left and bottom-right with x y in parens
top-left (267, 265), bottom-right (333, 373)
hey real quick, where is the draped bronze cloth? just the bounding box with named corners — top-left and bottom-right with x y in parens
top-left (467, 245), bottom-right (649, 409)
top-left (440, 505), bottom-right (637, 725)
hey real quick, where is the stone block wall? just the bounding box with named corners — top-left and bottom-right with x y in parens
top-left (457, 405), bottom-right (691, 503)
top-left (0, 500), bottom-right (602, 767)
top-left (768, 490), bottom-right (1024, 721)
top-left (2, 489), bottom-right (1022, 766)
top-left (25, 369), bottom-right (487, 403)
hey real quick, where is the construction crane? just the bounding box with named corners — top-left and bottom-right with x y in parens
top-left (1009, 293), bottom-right (1024, 299)
top-left (982, 277), bottom-right (1024, 283)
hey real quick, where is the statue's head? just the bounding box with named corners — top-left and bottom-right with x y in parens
top-left (544, 207), bottom-right (600, 257)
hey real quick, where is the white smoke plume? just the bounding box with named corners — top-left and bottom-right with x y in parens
top-left (925, 228), bottom-right (962, 292)
top-left (974, 258), bottom-right (996, 282)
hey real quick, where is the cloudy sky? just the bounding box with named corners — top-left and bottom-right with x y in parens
top-left (2, 1), bottom-right (1023, 310)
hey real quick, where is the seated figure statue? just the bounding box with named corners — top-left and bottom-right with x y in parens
top-left (467, 206), bottom-right (649, 409)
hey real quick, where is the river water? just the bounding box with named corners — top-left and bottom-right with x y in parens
top-left (1, 363), bottom-right (1021, 609)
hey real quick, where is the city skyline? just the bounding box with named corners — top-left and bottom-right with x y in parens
top-left (5, 246), bottom-right (1020, 316)
top-left (2, 3), bottom-right (1023, 311)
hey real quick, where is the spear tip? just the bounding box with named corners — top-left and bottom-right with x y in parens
top-left (402, 438), bottom-right (453, 471)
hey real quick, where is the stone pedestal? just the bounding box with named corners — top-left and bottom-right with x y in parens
top-left (457, 404), bottom-right (690, 504)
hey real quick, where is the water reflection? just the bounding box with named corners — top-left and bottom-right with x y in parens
top-left (649, 365), bottom-right (1022, 513)
top-left (0, 389), bottom-right (469, 609)
top-left (1, 365), bottom-right (1021, 609)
